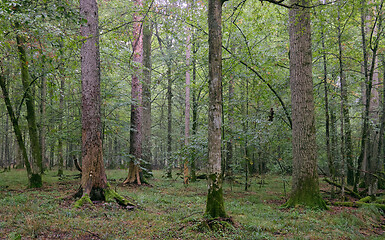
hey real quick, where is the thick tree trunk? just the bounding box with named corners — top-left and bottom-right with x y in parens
top-left (205, 0), bottom-right (227, 218)
top-left (284, 0), bottom-right (326, 209)
top-left (79, 0), bottom-right (107, 197)
top-left (125, 0), bottom-right (144, 185)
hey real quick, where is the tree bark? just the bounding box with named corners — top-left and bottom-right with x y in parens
top-left (16, 27), bottom-right (43, 187)
top-left (0, 74), bottom-right (34, 186)
top-left (337, 2), bottom-right (354, 186)
top-left (58, 71), bottom-right (65, 176)
top-left (125, 0), bottom-right (144, 185)
top-left (142, 18), bottom-right (153, 178)
top-left (184, 22), bottom-right (191, 185)
top-left (79, 0), bottom-right (107, 197)
top-left (284, 0), bottom-right (326, 209)
top-left (205, 0), bottom-right (227, 218)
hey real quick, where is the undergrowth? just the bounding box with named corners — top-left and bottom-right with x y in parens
top-left (0, 169), bottom-right (384, 239)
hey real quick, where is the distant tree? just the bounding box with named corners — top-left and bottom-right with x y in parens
top-left (284, 0), bottom-right (326, 209)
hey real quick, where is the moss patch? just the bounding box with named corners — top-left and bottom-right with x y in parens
top-left (29, 173), bottom-right (42, 188)
top-left (74, 194), bottom-right (93, 208)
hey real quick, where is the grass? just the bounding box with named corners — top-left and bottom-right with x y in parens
top-left (0, 169), bottom-right (384, 239)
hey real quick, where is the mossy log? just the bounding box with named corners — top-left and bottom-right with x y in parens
top-left (333, 201), bottom-right (385, 211)
top-left (323, 178), bottom-right (361, 199)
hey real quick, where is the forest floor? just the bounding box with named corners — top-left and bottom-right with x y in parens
top-left (0, 169), bottom-right (384, 239)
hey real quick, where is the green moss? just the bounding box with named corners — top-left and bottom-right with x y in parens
top-left (29, 173), bottom-right (42, 188)
top-left (283, 176), bottom-right (327, 210)
top-left (205, 174), bottom-right (227, 218)
top-left (104, 183), bottom-right (134, 207)
top-left (358, 196), bottom-right (373, 203)
top-left (74, 194), bottom-right (93, 208)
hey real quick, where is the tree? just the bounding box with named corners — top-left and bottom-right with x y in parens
top-left (142, 16), bottom-right (153, 178)
top-left (284, 0), bottom-right (326, 209)
top-left (184, 9), bottom-right (191, 185)
top-left (78, 0), bottom-right (108, 199)
top-left (125, 0), bottom-right (145, 185)
top-left (205, 0), bottom-right (227, 218)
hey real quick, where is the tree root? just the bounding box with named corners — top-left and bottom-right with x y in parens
top-left (73, 184), bottom-right (136, 209)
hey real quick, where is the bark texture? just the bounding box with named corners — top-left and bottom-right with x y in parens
top-left (16, 29), bottom-right (43, 187)
top-left (205, 0), bottom-right (227, 218)
top-left (125, 0), bottom-right (144, 184)
top-left (284, 0), bottom-right (326, 209)
top-left (184, 25), bottom-right (191, 185)
top-left (142, 20), bottom-right (153, 178)
top-left (80, 0), bottom-right (107, 196)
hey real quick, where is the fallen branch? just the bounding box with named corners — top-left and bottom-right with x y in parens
top-left (323, 178), bottom-right (361, 199)
top-left (333, 201), bottom-right (385, 211)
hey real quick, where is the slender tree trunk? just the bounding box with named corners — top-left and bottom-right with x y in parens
top-left (284, 0), bottom-right (326, 209)
top-left (39, 44), bottom-right (47, 172)
top-left (321, 22), bottom-right (335, 183)
top-left (184, 24), bottom-right (191, 185)
top-left (205, 0), bottom-right (227, 218)
top-left (16, 28), bottom-right (43, 186)
top-left (142, 19), bottom-right (153, 178)
top-left (190, 38), bottom-right (198, 182)
top-left (125, 0), bottom-right (144, 185)
top-left (226, 74), bottom-right (234, 177)
top-left (337, 2), bottom-right (354, 187)
top-left (166, 66), bottom-right (173, 178)
top-left (0, 74), bottom-right (34, 187)
top-left (58, 73), bottom-right (65, 176)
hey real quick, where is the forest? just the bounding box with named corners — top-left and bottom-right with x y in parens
top-left (1, 0), bottom-right (385, 239)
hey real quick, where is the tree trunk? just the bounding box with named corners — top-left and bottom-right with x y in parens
top-left (320, 19), bottom-right (335, 183)
top-left (125, 0), bottom-right (144, 185)
top-left (184, 23), bottom-right (191, 185)
top-left (142, 19), bottom-right (153, 178)
top-left (79, 0), bottom-right (107, 197)
top-left (16, 27), bottom-right (43, 186)
top-left (205, 0), bottom-right (227, 218)
top-left (284, 0), bottom-right (326, 209)
top-left (337, 2), bottom-right (354, 186)
top-left (190, 38), bottom-right (198, 182)
top-left (166, 65), bottom-right (173, 178)
top-left (0, 74), bottom-right (34, 187)
top-left (39, 44), bottom-right (47, 172)
top-left (58, 72), bottom-right (65, 176)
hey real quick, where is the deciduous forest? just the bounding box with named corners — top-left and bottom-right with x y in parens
top-left (1, 0), bottom-right (385, 239)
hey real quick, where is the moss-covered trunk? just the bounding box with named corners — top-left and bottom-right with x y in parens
top-left (16, 29), bottom-right (43, 188)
